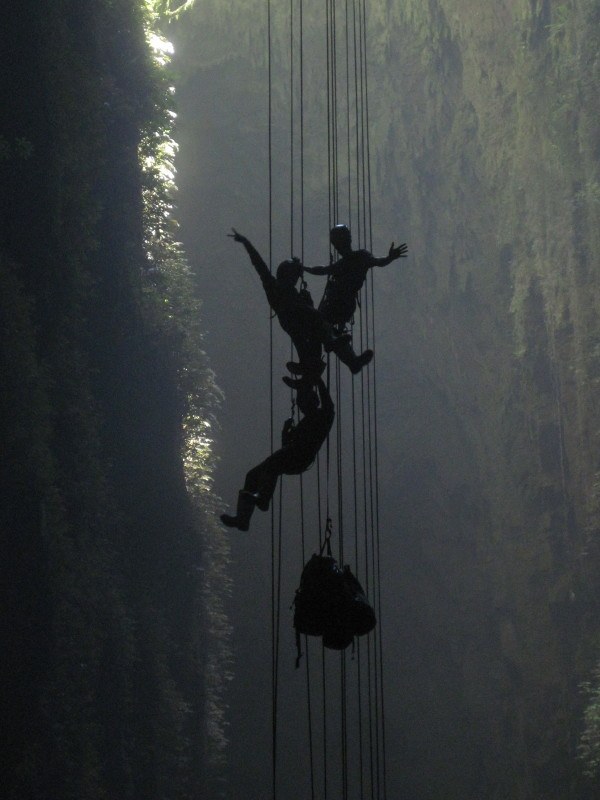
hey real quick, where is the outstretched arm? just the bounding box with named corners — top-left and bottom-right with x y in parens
top-left (372, 241), bottom-right (408, 268)
top-left (228, 228), bottom-right (270, 281)
top-left (303, 264), bottom-right (333, 276)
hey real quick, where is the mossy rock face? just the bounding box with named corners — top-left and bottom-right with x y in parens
top-left (1, 4), bottom-right (224, 799)
top-left (166, 0), bottom-right (600, 796)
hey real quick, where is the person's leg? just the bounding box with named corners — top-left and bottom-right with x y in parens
top-left (330, 336), bottom-right (373, 374)
top-left (244, 451), bottom-right (288, 510)
top-left (220, 489), bottom-right (257, 531)
top-left (220, 454), bottom-right (280, 530)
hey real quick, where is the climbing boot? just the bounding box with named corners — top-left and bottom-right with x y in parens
top-left (282, 375), bottom-right (303, 390)
top-left (253, 491), bottom-right (270, 512)
top-left (220, 490), bottom-right (257, 531)
top-left (286, 358), bottom-right (326, 377)
top-left (351, 348), bottom-right (373, 374)
top-left (331, 337), bottom-right (373, 374)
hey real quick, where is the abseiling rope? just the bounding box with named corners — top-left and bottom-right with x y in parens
top-left (266, 4), bottom-right (281, 800)
top-left (265, 1), bottom-right (387, 797)
top-left (331, 2), bottom-right (389, 797)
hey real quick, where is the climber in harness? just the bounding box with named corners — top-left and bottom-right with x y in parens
top-left (229, 228), bottom-right (373, 375)
top-left (304, 224), bottom-right (408, 329)
top-left (220, 376), bottom-right (334, 531)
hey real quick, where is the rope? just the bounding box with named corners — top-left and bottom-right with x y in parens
top-left (263, 1), bottom-right (387, 797)
top-left (361, 0), bottom-right (389, 791)
top-left (345, 0), bottom-right (353, 224)
top-left (322, 648), bottom-right (328, 800)
top-left (326, 0), bottom-right (333, 234)
top-left (300, 0), bottom-right (305, 265)
top-left (324, 2), bottom-right (385, 796)
top-left (352, 0), bottom-right (361, 239)
top-left (358, 294), bottom-right (376, 800)
top-left (266, 3), bottom-right (279, 798)
top-left (272, 483), bottom-right (283, 799)
top-left (290, 0), bottom-right (294, 255)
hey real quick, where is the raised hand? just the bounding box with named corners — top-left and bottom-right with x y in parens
top-left (389, 242), bottom-right (408, 260)
top-left (228, 227), bottom-right (247, 243)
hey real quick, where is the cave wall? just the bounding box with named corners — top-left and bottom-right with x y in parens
top-left (171, 0), bottom-right (600, 797)
top-left (369, 1), bottom-right (600, 796)
top-left (1, 3), bottom-right (219, 797)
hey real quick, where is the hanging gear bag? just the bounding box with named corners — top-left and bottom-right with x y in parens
top-left (293, 533), bottom-right (376, 666)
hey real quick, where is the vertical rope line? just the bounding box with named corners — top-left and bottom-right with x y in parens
top-left (352, 0), bottom-right (361, 244)
top-left (351, 339), bottom-right (366, 800)
top-left (350, 0), bottom-right (370, 791)
top-left (357, 639), bottom-right (366, 799)
top-left (267, 0), bottom-right (274, 450)
top-left (322, 648), bottom-right (328, 800)
top-left (273, 482), bottom-right (284, 799)
top-left (267, 0), bottom-right (273, 281)
top-left (327, 0), bottom-right (340, 226)
top-left (300, 0), bottom-right (305, 265)
top-left (345, 0), bottom-right (352, 226)
top-left (332, 8), bottom-right (351, 798)
top-left (372, 334), bottom-right (389, 800)
top-left (351, 364), bottom-right (359, 576)
top-left (358, 2), bottom-right (385, 795)
top-left (325, 358), bottom-right (331, 524)
top-left (364, 289), bottom-right (381, 799)
top-left (305, 643), bottom-right (316, 800)
top-left (336, 361), bottom-right (343, 567)
top-left (357, 0), bottom-right (367, 248)
top-left (361, 176), bottom-right (381, 797)
top-left (317, 453), bottom-right (324, 549)
top-left (297, 5), bottom-right (316, 796)
top-left (290, 0), bottom-right (294, 255)
top-left (341, 650), bottom-right (348, 800)
top-left (361, 0), bottom-right (373, 253)
top-left (300, 470), bottom-right (316, 800)
top-left (323, 361), bottom-right (331, 800)
top-left (305, 652), bottom-right (317, 800)
top-left (332, 0), bottom-right (339, 223)
top-left (326, 0), bottom-right (333, 234)
top-left (266, 3), bottom-right (278, 798)
top-left (271, 513), bottom-right (277, 800)
top-left (357, 273), bottom-right (375, 800)
top-left (360, 1), bottom-right (388, 793)
top-left (360, 300), bottom-right (375, 800)
top-left (335, 353), bottom-right (349, 799)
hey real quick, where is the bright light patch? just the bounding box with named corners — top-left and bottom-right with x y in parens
top-left (147, 31), bottom-right (175, 67)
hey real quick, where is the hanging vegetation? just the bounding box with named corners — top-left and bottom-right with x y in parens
top-left (1, 1), bottom-right (227, 797)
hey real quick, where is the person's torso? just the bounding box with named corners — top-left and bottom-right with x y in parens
top-left (286, 408), bottom-right (334, 464)
top-left (329, 250), bottom-right (371, 295)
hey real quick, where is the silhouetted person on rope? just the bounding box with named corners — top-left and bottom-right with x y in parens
top-left (229, 228), bottom-right (373, 374)
top-left (220, 376), bottom-right (334, 531)
top-left (304, 224), bottom-right (408, 329)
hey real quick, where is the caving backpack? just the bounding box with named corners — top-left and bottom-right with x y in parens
top-left (293, 536), bottom-right (376, 666)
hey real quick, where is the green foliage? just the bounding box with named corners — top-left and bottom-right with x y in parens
top-left (138, 17), bottom-right (231, 776)
top-left (150, 0), bottom-right (198, 17)
top-left (1, 1), bottom-right (226, 797)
